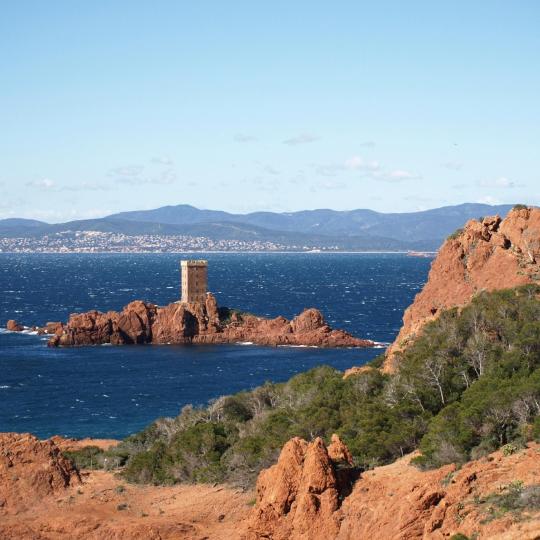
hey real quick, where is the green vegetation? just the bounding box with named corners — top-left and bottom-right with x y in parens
top-left (475, 481), bottom-right (540, 522)
top-left (63, 446), bottom-right (106, 470)
top-left (513, 204), bottom-right (528, 211)
top-left (447, 228), bottom-right (464, 240)
top-left (217, 307), bottom-right (252, 324)
top-left (66, 285), bottom-right (540, 488)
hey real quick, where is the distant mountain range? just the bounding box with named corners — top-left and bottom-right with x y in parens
top-left (0, 203), bottom-right (518, 251)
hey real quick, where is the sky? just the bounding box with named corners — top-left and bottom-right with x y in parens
top-left (1, 1), bottom-right (539, 222)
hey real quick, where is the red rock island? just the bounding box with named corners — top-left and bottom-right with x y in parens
top-left (34, 260), bottom-right (373, 349)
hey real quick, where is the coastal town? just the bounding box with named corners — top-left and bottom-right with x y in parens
top-left (0, 230), bottom-right (321, 253)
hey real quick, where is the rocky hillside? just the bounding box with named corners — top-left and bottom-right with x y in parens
top-left (385, 205), bottom-right (540, 371)
top-left (0, 433), bottom-right (80, 515)
top-left (245, 435), bottom-right (540, 539)
top-left (3, 432), bottom-right (539, 539)
top-left (0, 434), bottom-right (251, 539)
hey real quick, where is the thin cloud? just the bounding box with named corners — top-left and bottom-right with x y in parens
top-left (373, 170), bottom-right (421, 182)
top-left (234, 133), bottom-right (258, 143)
top-left (117, 169), bottom-right (176, 186)
top-left (263, 165), bottom-right (280, 176)
top-left (110, 164), bottom-right (176, 185)
top-left (443, 161), bottom-right (463, 171)
top-left (478, 177), bottom-right (518, 189)
top-left (26, 178), bottom-right (56, 190)
top-left (151, 156), bottom-right (174, 166)
top-left (477, 195), bottom-right (501, 205)
top-left (62, 182), bottom-right (111, 192)
top-left (358, 141), bottom-right (376, 148)
top-left (109, 165), bottom-right (144, 178)
top-left (345, 156), bottom-right (380, 172)
top-left (283, 133), bottom-right (320, 145)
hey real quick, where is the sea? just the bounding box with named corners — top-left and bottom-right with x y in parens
top-left (0, 253), bottom-right (431, 439)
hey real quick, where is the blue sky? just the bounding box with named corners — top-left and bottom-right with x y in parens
top-left (1, 1), bottom-right (539, 222)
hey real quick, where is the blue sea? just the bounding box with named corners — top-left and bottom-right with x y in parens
top-left (0, 253), bottom-right (431, 439)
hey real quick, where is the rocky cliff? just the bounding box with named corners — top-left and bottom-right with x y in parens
top-left (0, 433), bottom-right (80, 515)
top-left (245, 435), bottom-right (540, 539)
top-left (385, 206), bottom-right (540, 371)
top-left (31, 293), bottom-right (372, 348)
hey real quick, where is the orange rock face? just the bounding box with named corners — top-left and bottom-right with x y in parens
top-left (0, 433), bottom-right (80, 515)
top-left (44, 293), bottom-right (373, 349)
top-left (385, 206), bottom-right (540, 371)
top-left (246, 436), bottom-right (540, 539)
top-left (245, 435), bottom-right (359, 540)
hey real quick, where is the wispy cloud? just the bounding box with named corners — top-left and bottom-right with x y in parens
top-left (116, 170), bottom-right (176, 186)
top-left (151, 156), bottom-right (174, 166)
top-left (478, 177), bottom-right (518, 189)
top-left (26, 178), bottom-right (56, 190)
top-left (373, 169), bottom-right (421, 182)
top-left (25, 177), bottom-right (111, 192)
top-left (283, 133), bottom-right (320, 146)
top-left (358, 140), bottom-right (376, 148)
top-left (63, 182), bottom-right (111, 192)
top-left (344, 156), bottom-right (380, 172)
top-left (314, 155), bottom-right (419, 183)
top-left (234, 133), bottom-right (258, 143)
top-left (263, 165), bottom-right (280, 176)
top-left (443, 161), bottom-right (463, 171)
top-left (109, 165), bottom-right (144, 178)
top-left (477, 195), bottom-right (501, 205)
top-left (109, 163), bottom-right (177, 186)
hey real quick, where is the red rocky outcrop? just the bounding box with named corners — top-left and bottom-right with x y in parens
top-left (245, 437), bottom-right (540, 540)
top-left (6, 319), bottom-right (23, 332)
top-left (245, 435), bottom-right (358, 540)
top-left (0, 433), bottom-right (81, 515)
top-left (384, 206), bottom-right (540, 371)
top-left (44, 293), bottom-right (373, 349)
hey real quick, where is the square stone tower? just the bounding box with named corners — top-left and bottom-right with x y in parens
top-left (180, 260), bottom-right (208, 304)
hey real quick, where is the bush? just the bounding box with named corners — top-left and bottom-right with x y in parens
top-left (447, 228), bottom-right (464, 240)
top-left (63, 446), bottom-right (105, 470)
top-left (114, 285), bottom-right (540, 487)
top-left (531, 416), bottom-right (540, 441)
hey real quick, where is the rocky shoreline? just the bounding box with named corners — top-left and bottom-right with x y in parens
top-left (6, 293), bottom-right (374, 349)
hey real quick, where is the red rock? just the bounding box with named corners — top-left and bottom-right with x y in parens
top-left (45, 293), bottom-right (373, 349)
top-left (0, 433), bottom-right (80, 515)
top-left (245, 435), bottom-right (356, 540)
top-left (246, 437), bottom-right (540, 539)
top-left (6, 320), bottom-right (23, 332)
top-left (384, 206), bottom-right (540, 372)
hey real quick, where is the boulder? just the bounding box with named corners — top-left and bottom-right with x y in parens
top-left (6, 320), bottom-right (23, 332)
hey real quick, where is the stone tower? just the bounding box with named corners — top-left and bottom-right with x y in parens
top-left (180, 260), bottom-right (208, 304)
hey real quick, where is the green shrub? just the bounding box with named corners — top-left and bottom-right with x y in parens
top-left (447, 228), bottom-right (464, 240)
top-left (63, 446), bottom-right (105, 470)
top-left (114, 285), bottom-right (540, 487)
